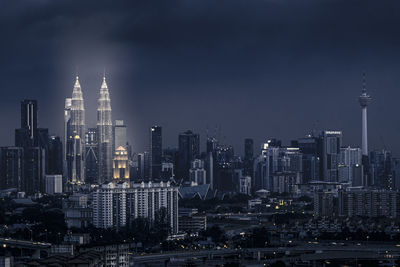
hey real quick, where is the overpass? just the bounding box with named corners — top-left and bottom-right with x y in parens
top-left (0, 238), bottom-right (51, 259)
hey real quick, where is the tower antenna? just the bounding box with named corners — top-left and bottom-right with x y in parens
top-left (362, 72), bottom-right (366, 94)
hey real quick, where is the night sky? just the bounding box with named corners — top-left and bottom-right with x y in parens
top-left (1, 0), bottom-right (400, 155)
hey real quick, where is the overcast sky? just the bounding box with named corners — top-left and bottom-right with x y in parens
top-left (1, 0), bottom-right (400, 155)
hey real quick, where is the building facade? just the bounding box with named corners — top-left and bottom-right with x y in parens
top-left (92, 181), bottom-right (179, 233)
top-left (97, 77), bottom-right (113, 184)
top-left (150, 126), bottom-right (162, 180)
top-left (66, 77), bottom-right (86, 184)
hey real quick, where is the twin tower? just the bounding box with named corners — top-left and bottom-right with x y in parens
top-left (64, 76), bottom-right (113, 185)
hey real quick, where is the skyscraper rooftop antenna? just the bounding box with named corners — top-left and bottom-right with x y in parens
top-left (75, 66), bottom-right (79, 79)
top-left (362, 72), bottom-right (367, 94)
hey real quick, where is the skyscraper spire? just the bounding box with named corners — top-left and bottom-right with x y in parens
top-left (97, 74), bottom-right (113, 183)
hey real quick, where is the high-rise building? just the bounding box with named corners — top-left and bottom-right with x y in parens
top-left (150, 126), bottom-right (162, 180)
top-left (295, 135), bottom-right (322, 182)
top-left (189, 159), bottom-right (206, 185)
top-left (45, 175), bottom-right (62, 194)
top-left (85, 128), bottom-right (98, 184)
top-left (321, 131), bottom-right (342, 182)
top-left (0, 147), bottom-right (24, 191)
top-left (66, 77), bottom-right (86, 184)
top-left (338, 146), bottom-right (362, 183)
top-left (113, 120), bottom-right (127, 151)
top-left (113, 146), bottom-right (130, 180)
top-left (16, 100), bottom-right (38, 147)
top-left (23, 147), bottom-right (45, 194)
top-left (47, 136), bottom-right (63, 175)
top-left (244, 138), bottom-right (254, 177)
top-left (93, 181), bottom-right (179, 233)
top-left (369, 150), bottom-right (392, 189)
top-left (64, 98), bottom-right (72, 178)
top-left (177, 130), bottom-right (200, 180)
top-left (97, 76), bottom-right (113, 183)
top-left (253, 142), bottom-right (302, 193)
top-left (14, 100), bottom-right (47, 194)
top-left (206, 137), bottom-right (218, 154)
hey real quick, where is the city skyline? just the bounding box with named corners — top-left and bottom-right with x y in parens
top-left (2, 1), bottom-right (400, 265)
top-left (2, 0), bottom-right (400, 155)
top-left (0, 75), bottom-right (391, 157)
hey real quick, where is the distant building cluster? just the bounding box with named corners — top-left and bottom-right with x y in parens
top-left (0, 74), bottom-right (399, 234)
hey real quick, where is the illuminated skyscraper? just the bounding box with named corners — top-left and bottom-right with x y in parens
top-left (66, 76), bottom-right (86, 184)
top-left (113, 146), bottom-right (129, 180)
top-left (97, 76), bottom-right (113, 183)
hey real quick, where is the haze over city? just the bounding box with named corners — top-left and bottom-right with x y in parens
top-left (2, 0), bottom-right (400, 154)
top-left (3, 1), bottom-right (400, 266)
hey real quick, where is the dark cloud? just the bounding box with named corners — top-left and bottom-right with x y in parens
top-left (1, 0), bottom-right (400, 154)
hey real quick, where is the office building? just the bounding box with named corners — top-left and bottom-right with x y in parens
top-left (47, 136), bottom-right (63, 175)
top-left (66, 77), bottom-right (86, 184)
top-left (97, 76), bottom-right (113, 183)
top-left (64, 98), bottom-right (72, 178)
top-left (177, 130), bottom-right (200, 180)
top-left (23, 147), bottom-right (46, 193)
top-left (189, 159), bottom-right (206, 185)
top-left (295, 135), bottom-right (321, 182)
top-left (45, 174), bottom-right (62, 194)
top-left (321, 131), bottom-right (342, 182)
top-left (338, 146), bottom-right (362, 183)
top-left (253, 142), bottom-right (302, 193)
top-left (150, 126), bottom-right (162, 180)
top-left (113, 146), bottom-right (129, 180)
top-left (85, 128), bottom-right (98, 184)
top-left (369, 150), bottom-right (392, 189)
top-left (113, 120), bottom-right (127, 151)
top-left (13, 100), bottom-right (47, 194)
top-left (0, 147), bottom-right (24, 191)
top-left (15, 100), bottom-right (38, 148)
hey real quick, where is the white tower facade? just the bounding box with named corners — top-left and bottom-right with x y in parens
top-left (97, 76), bottom-right (113, 183)
top-left (66, 77), bottom-right (86, 183)
top-left (359, 84), bottom-right (372, 156)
